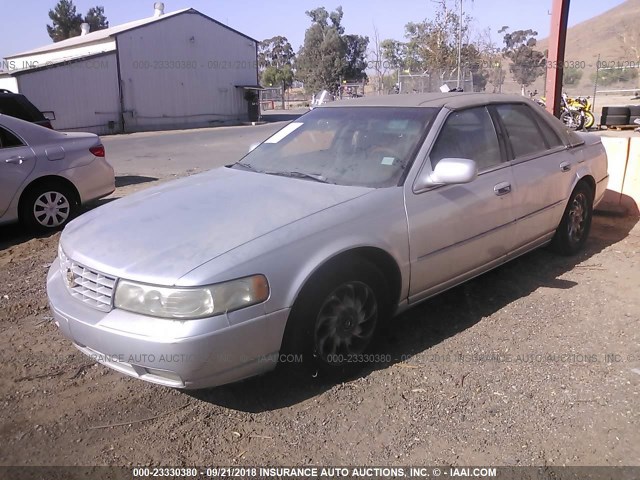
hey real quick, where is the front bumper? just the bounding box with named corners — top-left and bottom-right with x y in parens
top-left (47, 258), bottom-right (290, 389)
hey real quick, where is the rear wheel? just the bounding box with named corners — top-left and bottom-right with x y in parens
top-left (20, 182), bottom-right (78, 232)
top-left (550, 183), bottom-right (593, 255)
top-left (281, 258), bottom-right (389, 376)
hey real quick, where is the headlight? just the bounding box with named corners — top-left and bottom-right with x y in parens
top-left (114, 275), bottom-right (269, 320)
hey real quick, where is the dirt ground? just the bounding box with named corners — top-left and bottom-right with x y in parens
top-left (0, 181), bottom-right (639, 467)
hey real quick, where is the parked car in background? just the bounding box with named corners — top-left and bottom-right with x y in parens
top-left (0, 89), bottom-right (53, 129)
top-left (47, 93), bottom-right (608, 390)
top-left (0, 114), bottom-right (115, 231)
top-left (309, 90), bottom-right (334, 110)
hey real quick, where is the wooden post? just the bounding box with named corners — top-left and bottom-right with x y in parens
top-left (545, 0), bottom-right (571, 117)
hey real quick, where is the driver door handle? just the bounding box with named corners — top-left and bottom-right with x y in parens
top-left (5, 156), bottom-right (25, 165)
top-left (494, 182), bottom-right (511, 196)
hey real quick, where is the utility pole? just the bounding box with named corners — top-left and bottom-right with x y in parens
top-left (592, 53), bottom-right (600, 113)
top-left (545, 0), bottom-right (571, 117)
top-left (457, 0), bottom-right (463, 89)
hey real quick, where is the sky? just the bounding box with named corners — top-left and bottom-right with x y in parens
top-left (0, 0), bottom-right (628, 60)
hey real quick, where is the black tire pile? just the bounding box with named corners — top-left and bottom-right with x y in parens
top-left (600, 105), bottom-right (640, 126)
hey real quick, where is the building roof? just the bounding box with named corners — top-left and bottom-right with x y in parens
top-left (6, 8), bottom-right (257, 59)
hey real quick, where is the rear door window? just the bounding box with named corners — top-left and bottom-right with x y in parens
top-left (0, 126), bottom-right (25, 148)
top-left (495, 104), bottom-right (549, 158)
top-left (534, 113), bottom-right (565, 149)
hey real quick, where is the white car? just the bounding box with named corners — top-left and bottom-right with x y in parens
top-left (0, 114), bottom-right (115, 231)
top-left (47, 93), bottom-right (608, 389)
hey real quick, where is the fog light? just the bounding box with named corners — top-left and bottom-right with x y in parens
top-left (143, 367), bottom-right (183, 384)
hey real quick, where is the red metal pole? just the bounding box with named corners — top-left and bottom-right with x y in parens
top-left (545, 0), bottom-right (571, 117)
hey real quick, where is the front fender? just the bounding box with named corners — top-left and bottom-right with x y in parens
top-left (178, 187), bottom-right (411, 315)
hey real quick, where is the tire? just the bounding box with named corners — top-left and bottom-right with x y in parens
top-left (583, 111), bottom-right (595, 129)
top-left (601, 106), bottom-right (630, 116)
top-left (560, 110), bottom-right (584, 130)
top-left (20, 182), bottom-right (78, 232)
top-left (550, 182), bottom-right (594, 256)
top-left (601, 114), bottom-right (630, 126)
top-left (281, 258), bottom-right (390, 377)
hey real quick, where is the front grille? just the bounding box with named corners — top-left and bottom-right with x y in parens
top-left (59, 248), bottom-right (117, 312)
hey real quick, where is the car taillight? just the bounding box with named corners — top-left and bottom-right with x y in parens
top-left (89, 144), bottom-right (105, 157)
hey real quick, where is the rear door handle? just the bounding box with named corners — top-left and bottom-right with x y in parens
top-left (5, 156), bottom-right (25, 165)
top-left (494, 182), bottom-right (511, 196)
top-left (560, 162), bottom-right (572, 172)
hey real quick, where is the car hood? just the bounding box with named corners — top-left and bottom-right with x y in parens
top-left (61, 167), bottom-right (372, 285)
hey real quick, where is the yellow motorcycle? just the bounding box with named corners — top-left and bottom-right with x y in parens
top-left (567, 95), bottom-right (595, 130)
top-left (531, 92), bottom-right (593, 130)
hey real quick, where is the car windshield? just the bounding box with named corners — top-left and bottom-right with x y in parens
top-left (235, 106), bottom-right (439, 188)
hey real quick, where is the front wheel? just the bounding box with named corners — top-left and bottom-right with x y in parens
top-left (550, 183), bottom-right (594, 255)
top-left (281, 258), bottom-right (389, 376)
top-left (583, 111), bottom-right (595, 130)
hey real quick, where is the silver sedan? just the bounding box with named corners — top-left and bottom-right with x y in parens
top-left (47, 93), bottom-right (609, 389)
top-left (0, 114), bottom-right (114, 231)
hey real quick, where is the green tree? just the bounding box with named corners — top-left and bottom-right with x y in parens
top-left (380, 1), bottom-right (481, 90)
top-left (343, 34), bottom-right (369, 82)
top-left (380, 38), bottom-right (407, 70)
top-left (296, 6), bottom-right (368, 94)
top-left (370, 24), bottom-right (388, 94)
top-left (474, 28), bottom-right (505, 93)
top-left (379, 39), bottom-right (410, 92)
top-left (500, 27), bottom-right (545, 95)
top-left (47, 1), bottom-right (109, 42)
top-left (460, 44), bottom-right (486, 91)
top-left (593, 67), bottom-right (638, 86)
top-left (85, 6), bottom-right (109, 32)
top-left (563, 67), bottom-right (583, 86)
top-left (403, 1), bottom-right (475, 76)
top-left (259, 36), bottom-right (296, 109)
top-left (484, 58), bottom-right (506, 93)
top-left (47, 0), bottom-right (83, 42)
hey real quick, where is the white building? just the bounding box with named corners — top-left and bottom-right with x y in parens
top-left (0, 4), bottom-right (260, 134)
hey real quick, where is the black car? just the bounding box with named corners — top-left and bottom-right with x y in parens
top-left (0, 89), bottom-right (53, 129)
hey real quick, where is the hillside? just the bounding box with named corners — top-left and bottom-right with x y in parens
top-left (535, 0), bottom-right (640, 93)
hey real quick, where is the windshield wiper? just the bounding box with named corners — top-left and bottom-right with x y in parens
top-left (264, 171), bottom-right (333, 184)
top-left (231, 164), bottom-right (333, 183)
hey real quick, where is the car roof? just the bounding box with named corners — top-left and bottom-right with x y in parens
top-left (320, 92), bottom-right (534, 110)
top-left (0, 91), bottom-right (26, 98)
top-left (319, 92), bottom-right (586, 148)
top-left (0, 94), bottom-right (48, 123)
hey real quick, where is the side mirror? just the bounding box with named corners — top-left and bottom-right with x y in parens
top-left (415, 157), bottom-right (478, 190)
top-left (248, 142), bottom-right (260, 153)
